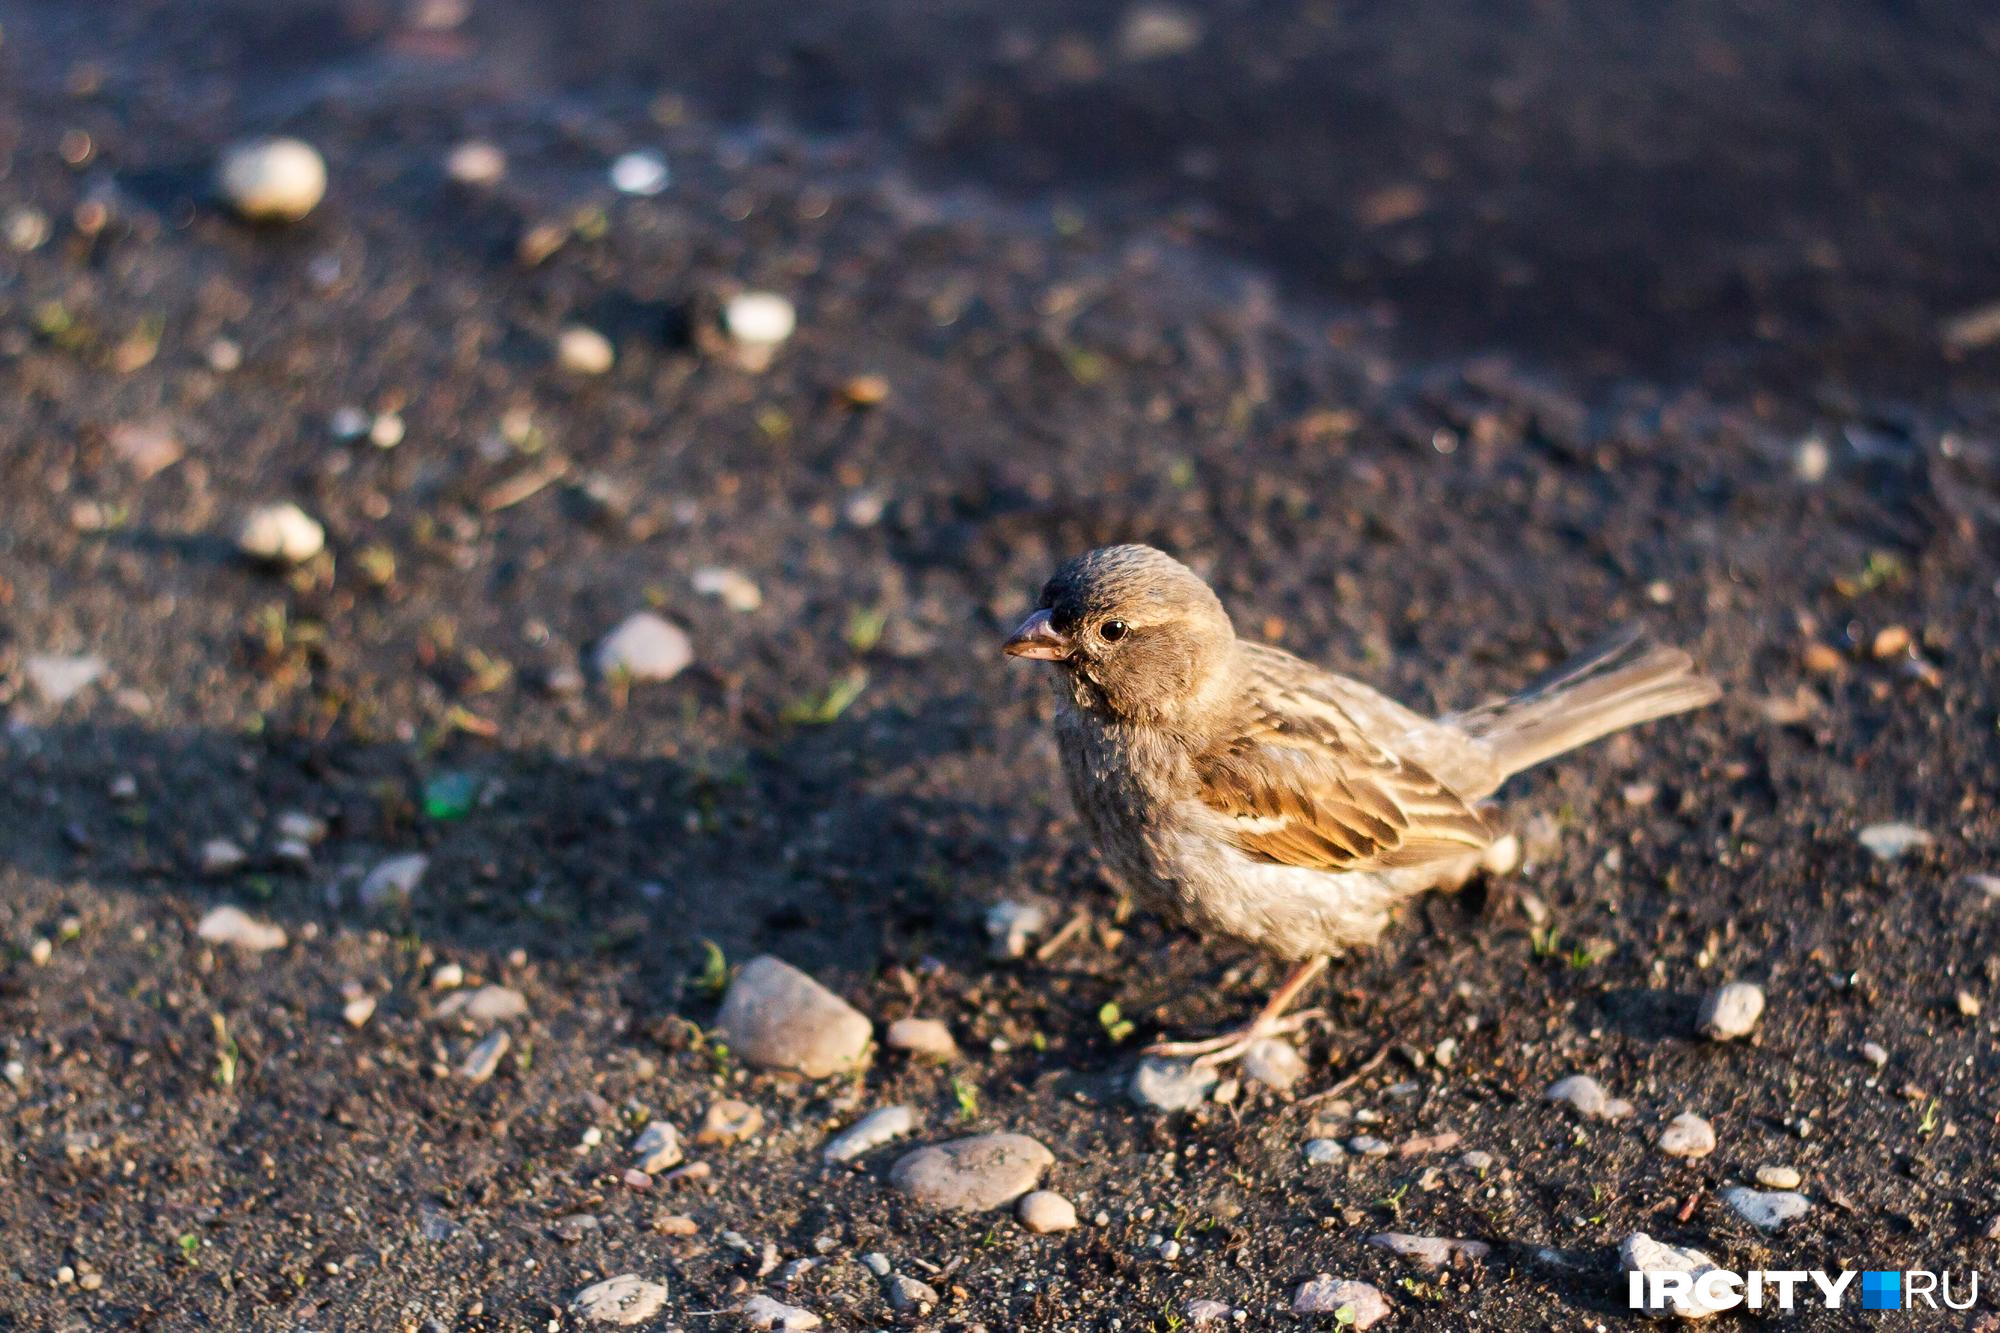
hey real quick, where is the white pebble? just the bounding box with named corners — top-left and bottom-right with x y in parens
top-left (1545, 1073), bottom-right (1633, 1120)
top-left (1723, 1186), bottom-right (1810, 1231)
top-left (594, 612), bottom-right (694, 683)
top-left (199, 838), bottom-right (247, 876)
top-left (1858, 822), bottom-right (1932, 861)
top-left (1622, 1232), bottom-right (1729, 1319)
top-left (632, 1121), bottom-right (684, 1174)
top-left (723, 291), bottom-right (797, 350)
top-left (691, 566), bottom-right (763, 612)
top-left (609, 150), bottom-right (670, 196)
top-left (237, 502), bottom-right (325, 564)
top-left (24, 653), bottom-right (105, 707)
top-left (1657, 1112), bottom-right (1716, 1160)
top-left (360, 852), bottom-right (429, 908)
top-left (570, 1274), bottom-right (669, 1326)
top-left (217, 137), bottom-right (327, 222)
top-left (196, 905), bottom-right (288, 953)
top-left (1698, 981), bottom-right (1765, 1041)
top-left (1755, 1164), bottom-right (1803, 1190)
top-left (1017, 1190), bottom-right (1078, 1233)
top-left (556, 325), bottom-right (615, 375)
top-left (821, 1105), bottom-right (916, 1163)
top-left (444, 139), bottom-right (506, 187)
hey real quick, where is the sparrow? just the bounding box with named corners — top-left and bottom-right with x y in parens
top-left (1004, 544), bottom-right (1720, 1065)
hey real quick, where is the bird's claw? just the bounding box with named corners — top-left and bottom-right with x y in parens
top-left (1143, 1007), bottom-right (1324, 1068)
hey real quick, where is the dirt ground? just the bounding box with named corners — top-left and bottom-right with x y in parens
top-left (3, 1), bottom-right (1999, 1329)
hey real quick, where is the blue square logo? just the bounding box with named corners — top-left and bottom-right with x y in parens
top-left (1861, 1270), bottom-right (1902, 1311)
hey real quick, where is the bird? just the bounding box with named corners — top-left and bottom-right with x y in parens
top-left (1003, 543), bottom-right (1720, 1065)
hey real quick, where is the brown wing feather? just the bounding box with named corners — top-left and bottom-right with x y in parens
top-left (1196, 674), bottom-right (1493, 873)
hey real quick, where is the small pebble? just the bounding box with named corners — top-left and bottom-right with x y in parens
top-left (217, 137), bottom-right (327, 222)
top-left (724, 291), bottom-right (797, 348)
top-left (1658, 1112), bottom-right (1717, 1160)
top-left (1184, 1298), bottom-right (1231, 1325)
top-left (237, 502), bottom-right (325, 564)
top-left (885, 1017), bottom-right (959, 1063)
top-left (1544, 1074), bottom-right (1633, 1119)
top-left (1722, 1187), bottom-right (1810, 1231)
top-left (712, 956), bottom-right (872, 1078)
top-left (1291, 1276), bottom-right (1390, 1327)
top-left (1858, 822), bottom-right (1933, 861)
top-left (692, 566), bottom-right (764, 612)
top-left (609, 150), bottom-right (670, 196)
top-left (1755, 1165), bottom-right (1803, 1190)
top-left (434, 985), bottom-right (529, 1025)
top-left (697, 1098), bottom-right (765, 1146)
top-left (1460, 1150), bottom-right (1495, 1172)
top-left (24, 653), bottom-right (105, 707)
top-left (556, 325), bottom-right (615, 375)
top-left (1956, 990), bottom-right (1982, 1017)
top-left (1398, 1131), bottom-right (1462, 1157)
top-left (823, 1105), bottom-right (916, 1163)
top-left (275, 811), bottom-right (328, 844)
top-left (1793, 435), bottom-right (1831, 482)
top-left (722, 291), bottom-right (796, 369)
top-left (1304, 1139), bottom-right (1345, 1166)
top-left (571, 1275), bottom-right (670, 1326)
top-left (196, 905), bottom-right (288, 953)
top-left (444, 139), bottom-right (506, 186)
top-left (458, 1029), bottom-right (509, 1083)
top-left (341, 993), bottom-right (377, 1028)
top-left (633, 1121), bottom-right (684, 1174)
top-left (1129, 1057), bottom-right (1217, 1111)
top-left (984, 899), bottom-right (1050, 958)
top-left (1017, 1190), bottom-right (1078, 1233)
top-left (1368, 1233), bottom-right (1491, 1271)
top-left (886, 1274), bottom-right (938, 1313)
top-left (199, 838), bottom-right (248, 876)
top-left (1698, 981), bottom-right (1765, 1041)
top-left (1241, 1038), bottom-right (1305, 1090)
top-left (888, 1133), bottom-right (1053, 1212)
top-left (359, 853), bottom-right (428, 907)
top-left (1622, 1233), bottom-right (1728, 1320)
top-left (4, 205), bottom-right (51, 251)
top-left (109, 420), bottom-right (184, 480)
top-left (430, 962), bottom-right (465, 990)
top-left (594, 613), bottom-right (695, 684)
top-left (1116, 3), bottom-right (1204, 61)
top-left (739, 1295), bottom-right (820, 1330)
top-left (1155, 1238), bottom-right (1182, 1261)
top-left (1348, 1135), bottom-right (1392, 1158)
top-left (1479, 832), bottom-right (1522, 876)
top-left (1860, 1041), bottom-right (1889, 1068)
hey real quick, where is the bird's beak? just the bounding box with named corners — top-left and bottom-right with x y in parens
top-left (1003, 609), bottom-right (1072, 661)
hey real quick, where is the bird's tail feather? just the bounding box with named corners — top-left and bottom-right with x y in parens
top-left (1448, 628), bottom-right (1720, 779)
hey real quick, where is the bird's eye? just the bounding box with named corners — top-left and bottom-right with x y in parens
top-left (1099, 619), bottom-right (1129, 642)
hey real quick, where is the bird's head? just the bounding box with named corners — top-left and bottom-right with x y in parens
top-left (1003, 544), bottom-right (1237, 726)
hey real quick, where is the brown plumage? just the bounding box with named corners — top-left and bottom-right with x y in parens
top-left (1004, 544), bottom-right (1720, 1063)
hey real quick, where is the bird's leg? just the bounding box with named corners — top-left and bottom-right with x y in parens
top-left (1144, 955), bottom-right (1330, 1067)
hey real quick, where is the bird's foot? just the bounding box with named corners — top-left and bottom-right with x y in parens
top-left (1143, 1008), bottom-right (1324, 1068)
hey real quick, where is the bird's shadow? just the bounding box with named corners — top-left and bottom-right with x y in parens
top-left (0, 700), bottom-right (1028, 1013)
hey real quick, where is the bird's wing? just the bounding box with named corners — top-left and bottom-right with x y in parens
top-left (1194, 660), bottom-right (1493, 872)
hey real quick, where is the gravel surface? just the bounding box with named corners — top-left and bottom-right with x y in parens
top-left (2, 1), bottom-right (1999, 1329)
